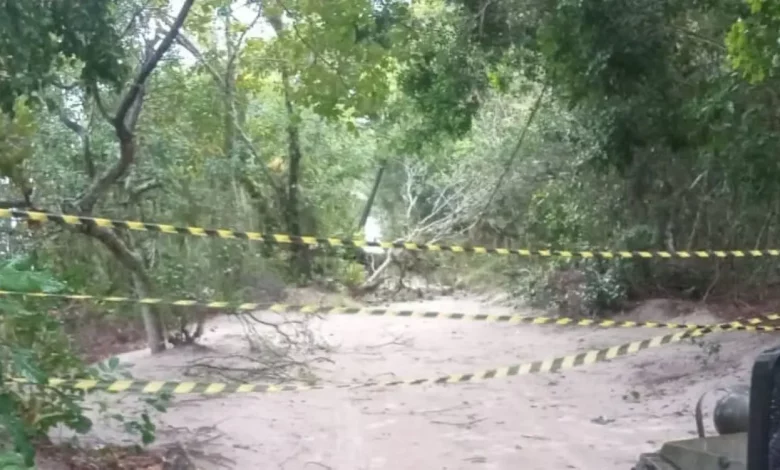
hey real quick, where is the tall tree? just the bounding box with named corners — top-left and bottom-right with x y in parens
top-left (2, 0), bottom-right (196, 353)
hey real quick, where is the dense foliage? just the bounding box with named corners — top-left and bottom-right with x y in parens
top-left (397, 0), bottom-right (780, 311)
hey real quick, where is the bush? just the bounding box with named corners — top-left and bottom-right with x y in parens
top-left (0, 255), bottom-right (168, 466)
top-left (579, 261), bottom-right (629, 315)
top-left (0, 256), bottom-right (90, 465)
top-left (0, 450), bottom-right (27, 469)
top-left (309, 246), bottom-right (368, 290)
top-left (505, 259), bottom-right (629, 317)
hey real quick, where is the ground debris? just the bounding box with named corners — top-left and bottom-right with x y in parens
top-left (35, 441), bottom-right (196, 470)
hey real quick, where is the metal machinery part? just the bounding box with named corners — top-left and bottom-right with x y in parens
top-left (632, 385), bottom-right (751, 469)
top-left (633, 433), bottom-right (747, 470)
top-left (630, 342), bottom-right (780, 470)
top-left (747, 345), bottom-right (780, 470)
top-left (770, 364), bottom-right (780, 470)
top-left (695, 385), bottom-right (751, 438)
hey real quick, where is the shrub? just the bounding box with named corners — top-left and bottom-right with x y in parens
top-left (505, 258), bottom-right (629, 317)
top-left (0, 256), bottom-right (90, 465)
top-left (0, 255), bottom-right (169, 466)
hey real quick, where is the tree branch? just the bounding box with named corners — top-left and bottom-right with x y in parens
top-left (121, 0), bottom-right (157, 39)
top-left (173, 28), bottom-right (283, 194)
top-left (57, 108), bottom-right (84, 136)
top-left (225, 7), bottom-right (264, 73)
top-left (57, 99), bottom-right (97, 179)
top-left (0, 199), bottom-right (34, 209)
top-left (76, 0), bottom-right (195, 214)
top-left (114, 0), bottom-right (195, 137)
top-left (89, 82), bottom-right (113, 122)
top-left (474, 83), bottom-right (548, 227)
top-left (123, 179), bottom-right (162, 206)
top-left (51, 79), bottom-right (80, 91)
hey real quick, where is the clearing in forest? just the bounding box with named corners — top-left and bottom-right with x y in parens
top-left (44, 295), bottom-right (776, 470)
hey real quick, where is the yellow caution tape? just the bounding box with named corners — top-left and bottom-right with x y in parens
top-left (3, 208), bottom-right (777, 259)
top-left (3, 289), bottom-right (778, 332)
top-left (11, 328), bottom-right (711, 395)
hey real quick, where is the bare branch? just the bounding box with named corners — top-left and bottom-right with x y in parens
top-left (475, 83), bottom-right (548, 226)
top-left (225, 7), bottom-right (265, 72)
top-left (175, 30), bottom-right (227, 87)
top-left (57, 108), bottom-right (84, 136)
top-left (123, 179), bottom-right (162, 206)
top-left (125, 33), bottom-right (160, 131)
top-left (88, 82), bottom-right (113, 122)
top-left (114, 0), bottom-right (195, 137)
top-left (120, 0), bottom-right (157, 39)
top-left (51, 79), bottom-right (80, 91)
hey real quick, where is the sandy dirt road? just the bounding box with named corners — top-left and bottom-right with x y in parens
top-left (54, 295), bottom-right (778, 470)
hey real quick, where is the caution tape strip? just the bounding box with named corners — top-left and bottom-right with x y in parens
top-left (10, 328), bottom-right (711, 395)
top-left (4, 208), bottom-right (778, 259)
top-left (3, 289), bottom-right (778, 332)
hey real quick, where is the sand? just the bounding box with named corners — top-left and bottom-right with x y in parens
top-left (48, 295), bottom-right (777, 470)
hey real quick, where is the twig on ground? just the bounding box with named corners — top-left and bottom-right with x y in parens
top-left (415, 404), bottom-right (472, 415)
top-left (429, 417), bottom-right (487, 428)
top-left (304, 463), bottom-right (334, 469)
top-left (363, 333), bottom-right (413, 350)
top-left (159, 426), bottom-right (236, 469)
top-left (184, 353), bottom-right (309, 382)
top-left (279, 447), bottom-right (306, 470)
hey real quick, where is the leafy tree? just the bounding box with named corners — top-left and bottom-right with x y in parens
top-left (727, 0), bottom-right (780, 83)
top-left (381, 0), bottom-right (780, 310)
top-left (170, 0), bottom-right (411, 280)
top-left (0, 0), bottom-right (128, 115)
top-left (3, 0), bottom-right (196, 353)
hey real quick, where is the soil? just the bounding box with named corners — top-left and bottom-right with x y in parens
top-left (40, 292), bottom-right (779, 470)
top-left (60, 307), bottom-right (149, 364)
top-left (34, 442), bottom-right (165, 470)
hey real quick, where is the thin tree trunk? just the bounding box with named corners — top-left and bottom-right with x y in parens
top-left (223, 9), bottom-right (236, 161)
top-left (280, 71), bottom-right (310, 280)
top-left (263, 13), bottom-right (309, 279)
top-left (358, 162), bottom-right (386, 231)
top-left (132, 273), bottom-right (166, 352)
top-left (83, 223), bottom-right (167, 352)
top-left (475, 83), bottom-right (548, 228)
top-left (173, 23), bottom-right (281, 232)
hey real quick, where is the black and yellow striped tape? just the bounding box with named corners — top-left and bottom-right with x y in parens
top-left (11, 328), bottom-right (709, 395)
top-left (3, 289), bottom-right (778, 332)
top-left (4, 208), bottom-right (778, 259)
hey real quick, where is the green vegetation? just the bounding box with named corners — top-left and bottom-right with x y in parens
top-left (1, 0), bottom-right (780, 463)
top-left (0, 256), bottom-right (169, 466)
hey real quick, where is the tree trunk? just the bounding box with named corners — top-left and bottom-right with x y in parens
top-left (132, 272), bottom-right (166, 353)
top-left (358, 162), bottom-right (386, 232)
top-left (223, 10), bottom-right (237, 161)
top-left (263, 13), bottom-right (310, 280)
top-left (69, 0), bottom-right (194, 353)
top-left (281, 71), bottom-right (310, 281)
top-left (82, 223), bottom-right (166, 352)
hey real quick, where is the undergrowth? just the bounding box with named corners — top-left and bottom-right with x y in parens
top-left (0, 255), bottom-right (168, 468)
